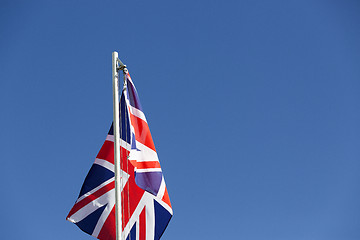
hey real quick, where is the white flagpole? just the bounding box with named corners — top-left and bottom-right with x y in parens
top-left (112, 51), bottom-right (122, 240)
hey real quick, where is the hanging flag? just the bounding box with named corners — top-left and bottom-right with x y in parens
top-left (67, 72), bottom-right (172, 240)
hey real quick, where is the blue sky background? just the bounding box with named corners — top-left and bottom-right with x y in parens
top-left (1, 0), bottom-right (360, 239)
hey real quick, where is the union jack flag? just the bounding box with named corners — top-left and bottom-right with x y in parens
top-left (67, 72), bottom-right (172, 240)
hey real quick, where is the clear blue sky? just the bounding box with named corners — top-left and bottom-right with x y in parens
top-left (1, 0), bottom-right (359, 239)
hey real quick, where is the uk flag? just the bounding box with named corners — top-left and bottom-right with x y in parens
top-left (67, 72), bottom-right (172, 240)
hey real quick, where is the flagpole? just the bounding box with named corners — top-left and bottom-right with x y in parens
top-left (112, 51), bottom-right (122, 240)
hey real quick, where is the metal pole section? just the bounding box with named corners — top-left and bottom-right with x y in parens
top-left (112, 51), bottom-right (122, 240)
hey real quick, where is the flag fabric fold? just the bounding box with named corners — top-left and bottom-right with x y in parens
top-left (67, 72), bottom-right (172, 240)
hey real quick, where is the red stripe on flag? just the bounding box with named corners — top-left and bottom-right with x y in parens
top-left (96, 140), bottom-right (114, 164)
top-left (139, 206), bottom-right (146, 240)
top-left (121, 160), bottom-right (146, 229)
top-left (120, 149), bottom-right (132, 175)
top-left (162, 187), bottom-right (172, 209)
top-left (136, 161), bottom-right (161, 170)
top-left (129, 113), bottom-right (156, 151)
top-left (98, 205), bottom-right (116, 240)
top-left (129, 159), bottom-right (137, 168)
top-left (67, 181), bottom-right (115, 218)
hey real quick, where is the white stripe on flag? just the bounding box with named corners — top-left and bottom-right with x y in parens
top-left (71, 188), bottom-right (115, 223)
top-left (128, 104), bottom-right (147, 122)
top-left (94, 158), bottom-right (114, 172)
top-left (129, 141), bottom-right (159, 162)
top-left (76, 177), bottom-right (114, 203)
top-left (106, 135), bottom-right (132, 151)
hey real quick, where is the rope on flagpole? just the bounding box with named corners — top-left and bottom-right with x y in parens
top-left (122, 69), bottom-right (129, 240)
top-left (123, 72), bottom-right (131, 240)
top-left (120, 65), bottom-right (132, 240)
